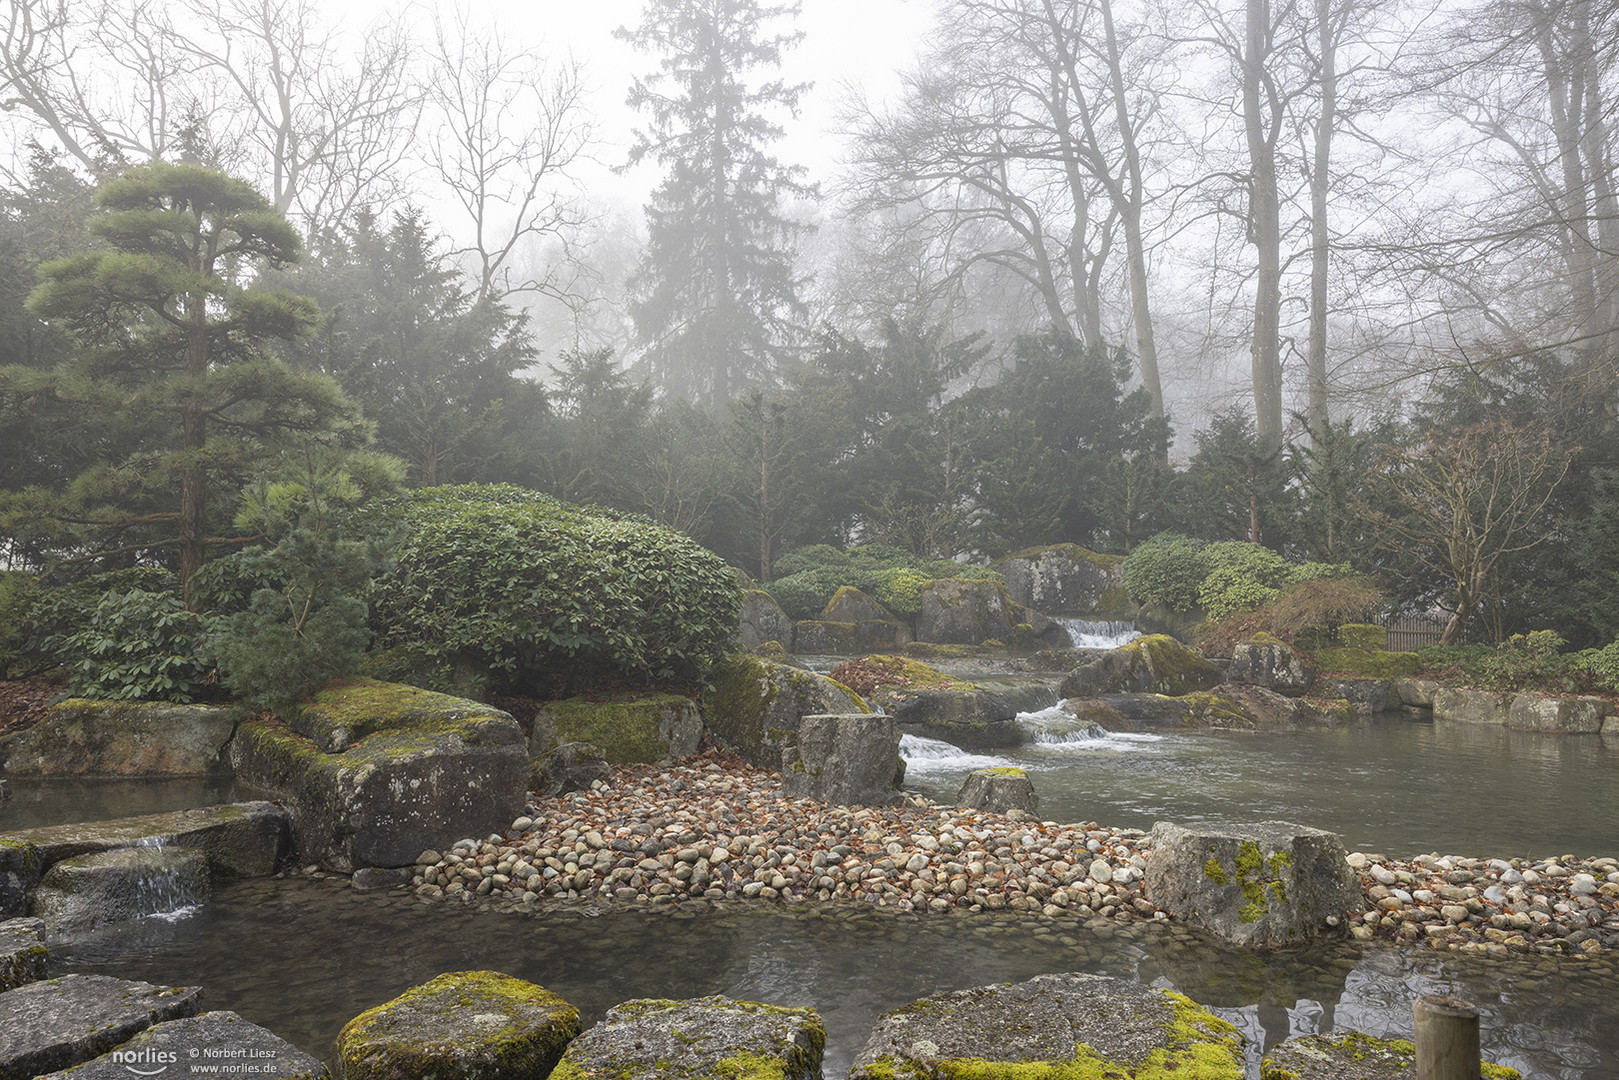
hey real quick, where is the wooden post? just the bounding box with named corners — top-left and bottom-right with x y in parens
top-left (1414, 995), bottom-right (1481, 1080)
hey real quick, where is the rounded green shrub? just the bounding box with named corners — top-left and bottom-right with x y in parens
top-left (1198, 542), bottom-right (1290, 620)
top-left (357, 484), bottom-right (740, 689)
top-left (63, 589), bottom-right (211, 702)
top-left (1121, 532), bottom-right (1209, 611)
top-left (870, 567), bottom-right (931, 617)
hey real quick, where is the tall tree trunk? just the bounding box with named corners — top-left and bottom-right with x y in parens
top-left (1306, 0), bottom-right (1335, 439)
top-left (1244, 0), bottom-right (1285, 452)
top-left (179, 296), bottom-right (210, 606)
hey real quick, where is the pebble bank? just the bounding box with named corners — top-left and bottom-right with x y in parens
top-left (406, 747), bottom-right (1619, 958)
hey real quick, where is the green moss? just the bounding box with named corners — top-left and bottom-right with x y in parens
top-left (1204, 857), bottom-right (1228, 885)
top-left (299, 676), bottom-right (508, 742)
top-left (982, 767), bottom-right (1028, 777)
top-left (1176, 691), bottom-right (1256, 729)
top-left (540, 694), bottom-right (696, 764)
top-left (1223, 840), bottom-right (1288, 925)
top-left (1313, 648), bottom-right (1421, 679)
top-left (1335, 624), bottom-right (1388, 649)
top-left (0, 837), bottom-right (43, 877)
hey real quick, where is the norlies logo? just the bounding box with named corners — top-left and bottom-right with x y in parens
top-left (111, 1047), bottom-right (177, 1075)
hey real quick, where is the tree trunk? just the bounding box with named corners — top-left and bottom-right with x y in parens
top-left (179, 297), bottom-right (211, 607)
top-left (1244, 0), bottom-right (1285, 452)
top-left (1306, 0), bottom-right (1335, 439)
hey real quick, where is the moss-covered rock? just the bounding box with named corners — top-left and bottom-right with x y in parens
top-left (1062, 688), bottom-right (1357, 733)
top-left (231, 679), bottom-right (527, 871)
top-left (793, 619), bottom-right (910, 655)
top-left (1144, 822), bottom-right (1360, 949)
top-left (836, 655), bottom-right (1022, 749)
top-left (1312, 648), bottom-right (1421, 679)
top-left (741, 589), bottom-right (794, 652)
top-left (1261, 1030), bottom-right (1521, 1080)
top-left (3, 802), bottom-right (292, 880)
top-left (956, 767), bottom-right (1039, 814)
top-left (1228, 639), bottom-right (1316, 697)
top-left (1432, 688), bottom-right (1512, 725)
top-left (0, 840), bottom-right (43, 918)
top-left (337, 970), bottom-right (580, 1080)
top-left (823, 586), bottom-right (899, 624)
top-left (916, 578), bottom-right (1021, 645)
top-left (552, 996), bottom-right (824, 1080)
top-left (704, 653), bottom-right (869, 769)
top-left (0, 918), bottom-right (47, 991)
top-left (1060, 635), bottom-right (1222, 698)
top-left (530, 693), bottom-right (702, 765)
top-left (42, 1011), bottom-right (329, 1079)
top-left (994, 543), bottom-right (1129, 617)
top-left (848, 972), bottom-right (1243, 1079)
top-left (780, 713), bottom-right (901, 806)
top-left (30, 847), bottom-right (209, 936)
top-left (0, 700), bottom-right (236, 777)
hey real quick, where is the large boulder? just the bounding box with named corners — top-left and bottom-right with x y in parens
top-left (0, 918), bottom-right (47, 991)
top-left (0, 974), bottom-right (202, 1080)
top-left (40, 1011), bottom-right (329, 1079)
top-left (0, 841), bottom-right (42, 918)
top-left (1060, 635), bottom-right (1222, 698)
top-left (704, 654), bottom-right (869, 769)
top-left (336, 971), bottom-right (580, 1080)
top-left (848, 972), bottom-right (1243, 1079)
top-left (835, 655), bottom-right (1023, 749)
top-left (1393, 677), bottom-right (1442, 708)
top-left (915, 578), bottom-right (1018, 645)
top-left (231, 679), bottom-right (527, 872)
top-left (0, 700), bottom-right (235, 777)
top-left (1143, 821), bottom-right (1360, 949)
top-left (553, 996), bottom-right (825, 1080)
top-left (1432, 688), bottom-right (1512, 725)
top-left (792, 619), bottom-right (909, 655)
top-left (1064, 689), bottom-right (1356, 733)
top-left (822, 586), bottom-right (897, 624)
top-left (30, 847), bottom-right (209, 935)
top-left (1508, 693), bottom-right (1609, 733)
top-left (740, 589), bottom-right (794, 651)
top-left (3, 802), bottom-right (292, 881)
top-left (1320, 677), bottom-right (1395, 715)
top-left (529, 694), bottom-right (702, 765)
top-left (993, 543), bottom-right (1129, 616)
top-left (956, 767), bottom-right (1039, 814)
top-left (1226, 638), bottom-right (1315, 697)
top-left (780, 714), bottom-right (901, 806)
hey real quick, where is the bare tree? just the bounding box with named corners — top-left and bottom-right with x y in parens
top-left (423, 9), bottom-right (593, 304)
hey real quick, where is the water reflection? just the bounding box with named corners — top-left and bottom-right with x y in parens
top-left (52, 876), bottom-right (1619, 1078)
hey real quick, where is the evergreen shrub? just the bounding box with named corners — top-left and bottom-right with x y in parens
top-left (1121, 532), bottom-right (1209, 611)
top-left (62, 589), bottom-right (211, 702)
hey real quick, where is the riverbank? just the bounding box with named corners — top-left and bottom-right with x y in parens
top-left (405, 746), bottom-right (1619, 959)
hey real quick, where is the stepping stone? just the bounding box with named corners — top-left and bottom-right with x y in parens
top-left (554, 996), bottom-right (824, 1079)
top-left (30, 848), bottom-right (210, 936)
top-left (39, 1011), bottom-right (327, 1079)
top-left (0, 919), bottom-right (47, 991)
top-left (337, 970), bottom-right (579, 1080)
top-left (1261, 1031), bottom-right (1522, 1079)
top-left (0, 973), bottom-right (202, 1080)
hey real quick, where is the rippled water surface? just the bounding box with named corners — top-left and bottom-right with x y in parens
top-left (53, 876), bottom-right (1619, 1078)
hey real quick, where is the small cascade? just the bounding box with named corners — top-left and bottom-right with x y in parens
top-left (897, 734), bottom-right (1012, 774)
top-left (33, 844), bottom-right (209, 935)
top-left (1056, 618), bottom-right (1139, 650)
top-left (1015, 705), bottom-right (1164, 750)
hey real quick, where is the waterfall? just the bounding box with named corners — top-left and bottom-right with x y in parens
top-left (1055, 618), bottom-right (1139, 650)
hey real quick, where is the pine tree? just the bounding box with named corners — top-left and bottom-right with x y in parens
top-left (617, 0), bottom-right (815, 408)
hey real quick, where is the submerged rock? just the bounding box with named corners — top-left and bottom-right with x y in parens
top-left (0, 700), bottom-right (236, 777)
top-left (0, 918), bottom-right (47, 991)
top-left (780, 713), bottom-right (901, 806)
top-left (956, 767), bottom-right (1039, 815)
top-left (704, 653), bottom-right (869, 769)
top-left (1261, 1030), bottom-right (1521, 1080)
top-left (1144, 821), bottom-right (1360, 949)
top-left (0, 974), bottom-right (202, 1080)
top-left (530, 694), bottom-right (702, 765)
top-left (553, 996), bottom-right (824, 1080)
top-left (29, 847), bottom-right (209, 936)
top-left (40, 1011), bottom-right (329, 1079)
top-left (848, 972), bottom-right (1243, 1079)
top-left (1060, 634), bottom-right (1222, 698)
top-left (231, 679), bottom-right (527, 872)
top-left (336, 970), bottom-right (580, 1080)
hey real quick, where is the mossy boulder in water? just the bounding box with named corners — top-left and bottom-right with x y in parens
top-left (956, 767), bottom-right (1039, 814)
top-left (1227, 638), bottom-right (1315, 697)
top-left (230, 678), bottom-right (527, 871)
top-left (0, 918), bottom-right (47, 991)
top-left (833, 655), bottom-right (1022, 749)
top-left (848, 972), bottom-right (1244, 1079)
top-left (29, 847), bottom-right (209, 936)
top-left (337, 970), bottom-right (580, 1080)
top-left (552, 996), bottom-right (825, 1080)
top-left (1060, 634), bottom-right (1222, 698)
top-left (704, 654), bottom-right (869, 769)
top-left (42, 1011), bottom-right (329, 1079)
top-left (1065, 689), bottom-right (1356, 733)
top-left (0, 974), bottom-right (202, 1080)
top-left (1261, 1030), bottom-right (1522, 1080)
top-left (530, 694), bottom-right (702, 765)
top-left (1144, 821), bottom-right (1360, 949)
top-left (0, 700), bottom-right (236, 777)
top-left (993, 543), bottom-right (1129, 616)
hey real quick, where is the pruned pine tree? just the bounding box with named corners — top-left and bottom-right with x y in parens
top-left (616, 0), bottom-right (815, 409)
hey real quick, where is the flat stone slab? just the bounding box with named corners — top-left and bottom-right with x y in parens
top-left (848, 972), bottom-right (1243, 1079)
top-left (0, 973), bottom-right (202, 1080)
top-left (39, 1011), bottom-right (328, 1079)
top-left (30, 848), bottom-right (209, 936)
top-left (1261, 1030), bottom-right (1522, 1079)
top-left (3, 802), bottom-right (293, 879)
top-left (0, 919), bottom-right (47, 991)
top-left (337, 970), bottom-right (580, 1080)
top-left (1, 701), bottom-right (236, 777)
top-left (554, 996), bottom-right (824, 1080)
